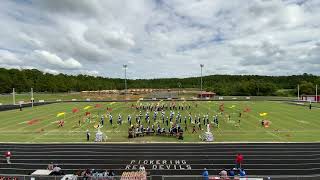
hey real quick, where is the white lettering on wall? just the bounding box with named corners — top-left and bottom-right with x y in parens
top-left (124, 160), bottom-right (192, 170)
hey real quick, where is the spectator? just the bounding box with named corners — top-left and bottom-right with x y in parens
top-left (219, 169), bottom-right (228, 179)
top-left (235, 153), bottom-right (244, 169)
top-left (47, 162), bottom-right (54, 170)
top-left (75, 169), bottom-right (82, 176)
top-left (139, 165), bottom-right (146, 172)
top-left (202, 168), bottom-right (209, 180)
top-left (108, 170), bottom-right (115, 176)
top-left (50, 165), bottom-right (63, 175)
top-left (4, 151), bottom-right (11, 164)
top-left (102, 169), bottom-right (109, 177)
top-left (239, 168), bottom-right (246, 177)
top-left (229, 168), bottom-right (235, 179)
top-left (82, 169), bottom-right (90, 180)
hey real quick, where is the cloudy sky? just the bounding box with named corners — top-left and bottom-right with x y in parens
top-left (0, 0), bottom-right (320, 78)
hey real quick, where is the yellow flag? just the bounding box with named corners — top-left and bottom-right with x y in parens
top-left (83, 106), bottom-right (92, 110)
top-left (56, 112), bottom-right (65, 117)
top-left (229, 105), bottom-right (236, 109)
top-left (259, 112), bottom-right (268, 117)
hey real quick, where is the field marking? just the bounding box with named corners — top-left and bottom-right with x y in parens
top-left (0, 104), bottom-right (59, 129)
top-left (279, 102), bottom-right (320, 129)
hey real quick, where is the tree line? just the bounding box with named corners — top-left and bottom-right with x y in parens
top-left (0, 68), bottom-right (319, 96)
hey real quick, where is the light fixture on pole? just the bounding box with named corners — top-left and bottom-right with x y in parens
top-left (123, 64), bottom-right (128, 95)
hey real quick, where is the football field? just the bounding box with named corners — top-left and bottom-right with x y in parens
top-left (0, 101), bottom-right (319, 143)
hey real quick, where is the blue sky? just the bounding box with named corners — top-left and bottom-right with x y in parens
top-left (0, 0), bottom-right (320, 78)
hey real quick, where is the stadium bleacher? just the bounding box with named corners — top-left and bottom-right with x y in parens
top-left (1, 143), bottom-right (320, 180)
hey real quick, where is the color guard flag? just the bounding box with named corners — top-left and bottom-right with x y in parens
top-left (83, 106), bottom-right (92, 110)
top-left (56, 112), bottom-right (65, 117)
top-left (95, 104), bottom-right (102, 108)
top-left (243, 107), bottom-right (251, 113)
top-left (72, 108), bottom-right (79, 113)
top-left (259, 112), bottom-right (268, 117)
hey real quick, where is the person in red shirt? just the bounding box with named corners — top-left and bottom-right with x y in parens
top-left (5, 151), bottom-right (11, 164)
top-left (235, 153), bottom-right (244, 169)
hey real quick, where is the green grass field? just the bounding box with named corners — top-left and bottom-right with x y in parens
top-left (0, 101), bottom-right (319, 143)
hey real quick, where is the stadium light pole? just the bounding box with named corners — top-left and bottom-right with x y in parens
top-left (316, 84), bottom-right (318, 103)
top-left (177, 82), bottom-right (182, 97)
top-left (297, 84), bottom-right (300, 101)
top-left (31, 88), bottom-right (34, 108)
top-left (200, 64), bottom-right (204, 98)
top-left (12, 88), bottom-right (15, 105)
top-left (123, 64), bottom-right (128, 95)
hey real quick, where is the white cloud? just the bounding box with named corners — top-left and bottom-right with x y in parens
top-left (0, 50), bottom-right (22, 65)
top-left (84, 27), bottom-right (135, 49)
top-left (34, 50), bottom-right (82, 69)
top-left (0, 0), bottom-right (319, 78)
top-left (43, 68), bottom-right (59, 75)
top-left (80, 70), bottom-right (99, 76)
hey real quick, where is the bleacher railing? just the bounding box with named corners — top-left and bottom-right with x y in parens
top-left (1, 174), bottom-right (320, 180)
top-left (161, 175), bottom-right (320, 180)
top-left (0, 174), bottom-right (151, 180)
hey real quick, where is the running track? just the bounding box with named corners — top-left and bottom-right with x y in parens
top-left (1, 143), bottom-right (320, 179)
